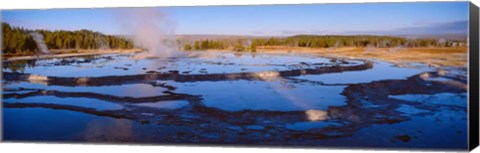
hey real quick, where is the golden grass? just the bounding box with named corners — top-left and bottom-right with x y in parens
top-left (256, 46), bottom-right (468, 67)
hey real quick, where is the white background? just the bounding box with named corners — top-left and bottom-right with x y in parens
top-left (0, 0), bottom-right (479, 153)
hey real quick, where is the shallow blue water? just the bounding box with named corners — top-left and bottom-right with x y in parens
top-left (1, 51), bottom-right (468, 149)
top-left (3, 52), bottom-right (337, 77)
top-left (4, 82), bottom-right (170, 97)
top-left (294, 61), bottom-right (431, 84)
top-left (170, 80), bottom-right (346, 111)
top-left (3, 96), bottom-right (124, 111)
top-left (3, 108), bottom-right (156, 142)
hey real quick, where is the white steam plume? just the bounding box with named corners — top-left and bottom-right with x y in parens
top-left (437, 38), bottom-right (446, 47)
top-left (116, 8), bottom-right (179, 59)
top-left (30, 32), bottom-right (49, 54)
top-left (96, 37), bottom-right (110, 50)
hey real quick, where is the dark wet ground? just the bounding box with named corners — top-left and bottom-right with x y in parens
top-left (1, 51), bottom-right (468, 150)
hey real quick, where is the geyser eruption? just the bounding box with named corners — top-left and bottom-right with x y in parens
top-left (116, 8), bottom-right (179, 59)
top-left (30, 32), bottom-right (49, 54)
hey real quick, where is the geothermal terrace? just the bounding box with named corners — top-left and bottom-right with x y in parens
top-left (2, 51), bottom-right (468, 148)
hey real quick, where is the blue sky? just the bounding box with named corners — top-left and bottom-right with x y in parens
top-left (1, 2), bottom-right (469, 36)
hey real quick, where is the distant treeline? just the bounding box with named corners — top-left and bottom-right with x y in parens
top-left (184, 35), bottom-right (467, 51)
top-left (2, 22), bottom-right (468, 55)
top-left (183, 39), bottom-right (228, 51)
top-left (183, 39), bottom-right (254, 51)
top-left (2, 22), bottom-right (134, 55)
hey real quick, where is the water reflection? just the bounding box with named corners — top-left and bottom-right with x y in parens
top-left (3, 60), bottom-right (36, 73)
top-left (3, 108), bottom-right (145, 142)
top-left (84, 118), bottom-right (133, 141)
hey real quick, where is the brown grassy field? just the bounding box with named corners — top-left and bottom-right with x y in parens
top-left (256, 46), bottom-right (468, 67)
